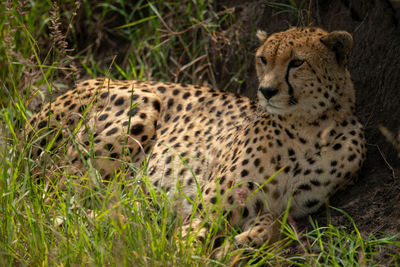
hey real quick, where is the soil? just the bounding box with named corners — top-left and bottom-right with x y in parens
top-left (217, 0), bottom-right (400, 260)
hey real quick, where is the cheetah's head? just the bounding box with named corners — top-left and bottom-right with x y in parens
top-left (255, 27), bottom-right (354, 120)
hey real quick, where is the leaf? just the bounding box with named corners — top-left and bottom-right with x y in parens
top-left (116, 16), bottom-right (157, 29)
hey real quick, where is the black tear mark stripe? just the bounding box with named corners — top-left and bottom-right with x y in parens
top-left (285, 65), bottom-right (297, 105)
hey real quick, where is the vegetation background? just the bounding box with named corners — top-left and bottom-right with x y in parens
top-left (0, 0), bottom-right (399, 265)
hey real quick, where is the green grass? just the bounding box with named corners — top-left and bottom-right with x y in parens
top-left (0, 0), bottom-right (399, 265)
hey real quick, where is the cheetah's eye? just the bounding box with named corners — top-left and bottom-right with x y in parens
top-left (289, 59), bottom-right (304, 68)
top-left (258, 56), bottom-right (267, 66)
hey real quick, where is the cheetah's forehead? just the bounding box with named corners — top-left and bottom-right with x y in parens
top-left (258, 27), bottom-right (328, 61)
top-left (268, 27), bottom-right (328, 44)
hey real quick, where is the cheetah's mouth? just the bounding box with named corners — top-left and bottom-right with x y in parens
top-left (264, 101), bottom-right (294, 115)
top-left (266, 102), bottom-right (281, 109)
top-left (259, 99), bottom-right (282, 113)
top-left (257, 91), bottom-right (289, 114)
top-left (265, 101), bottom-right (285, 112)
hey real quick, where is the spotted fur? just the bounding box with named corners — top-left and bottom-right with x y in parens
top-left (26, 27), bottom-right (366, 249)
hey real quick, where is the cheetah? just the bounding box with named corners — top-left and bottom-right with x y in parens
top-left (26, 27), bottom-right (366, 250)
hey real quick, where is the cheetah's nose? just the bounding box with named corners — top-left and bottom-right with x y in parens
top-left (259, 87), bottom-right (279, 100)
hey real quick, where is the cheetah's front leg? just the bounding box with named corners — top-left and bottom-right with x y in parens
top-left (213, 211), bottom-right (280, 259)
top-left (181, 217), bottom-right (208, 244)
top-left (234, 211), bottom-right (280, 248)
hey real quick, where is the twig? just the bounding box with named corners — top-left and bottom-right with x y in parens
top-left (180, 55), bottom-right (207, 72)
top-left (379, 125), bottom-right (400, 152)
top-left (370, 143), bottom-right (396, 180)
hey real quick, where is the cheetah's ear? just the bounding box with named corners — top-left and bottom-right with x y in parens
top-left (256, 29), bottom-right (268, 43)
top-left (320, 31), bottom-right (353, 66)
